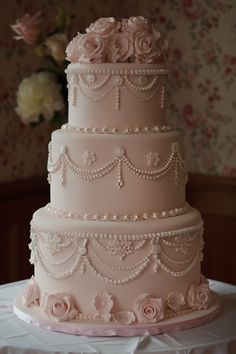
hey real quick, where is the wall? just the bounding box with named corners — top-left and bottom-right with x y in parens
top-left (0, 0), bottom-right (236, 182)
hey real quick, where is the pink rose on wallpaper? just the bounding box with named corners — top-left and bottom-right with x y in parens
top-left (106, 33), bottom-right (133, 63)
top-left (11, 11), bottom-right (43, 45)
top-left (186, 283), bottom-right (211, 310)
top-left (183, 104), bottom-right (204, 129)
top-left (21, 276), bottom-right (39, 307)
top-left (181, 0), bottom-right (203, 20)
top-left (93, 292), bottom-right (114, 322)
top-left (66, 32), bottom-right (106, 63)
top-left (86, 17), bottom-right (120, 37)
top-left (41, 292), bottom-right (78, 322)
top-left (133, 294), bottom-right (164, 323)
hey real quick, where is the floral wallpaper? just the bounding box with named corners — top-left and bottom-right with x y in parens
top-left (0, 0), bottom-right (236, 182)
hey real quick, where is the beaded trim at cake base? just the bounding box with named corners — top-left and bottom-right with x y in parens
top-left (14, 285), bottom-right (221, 336)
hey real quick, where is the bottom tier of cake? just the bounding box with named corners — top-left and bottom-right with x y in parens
top-left (14, 206), bottom-right (220, 334)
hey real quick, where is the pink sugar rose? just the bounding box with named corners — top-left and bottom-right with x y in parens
top-left (106, 33), bottom-right (133, 63)
top-left (122, 16), bottom-right (150, 35)
top-left (11, 11), bottom-right (43, 45)
top-left (41, 292), bottom-right (78, 322)
top-left (166, 291), bottom-right (185, 312)
top-left (133, 26), bottom-right (167, 64)
top-left (133, 294), bottom-right (164, 323)
top-left (21, 276), bottom-right (39, 307)
top-left (75, 32), bottom-right (106, 63)
top-left (187, 283), bottom-right (211, 310)
top-left (65, 34), bottom-right (82, 63)
top-left (93, 292), bottom-right (113, 322)
top-left (86, 17), bottom-right (120, 37)
top-left (113, 311), bottom-right (136, 325)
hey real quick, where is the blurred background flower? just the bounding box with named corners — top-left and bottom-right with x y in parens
top-left (11, 7), bottom-right (71, 126)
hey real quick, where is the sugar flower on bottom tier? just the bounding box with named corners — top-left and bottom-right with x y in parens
top-left (113, 311), bottom-right (136, 325)
top-left (186, 282), bottom-right (211, 310)
top-left (166, 291), bottom-right (186, 312)
top-left (21, 276), bottom-right (40, 307)
top-left (41, 292), bottom-right (79, 322)
top-left (16, 71), bottom-right (65, 124)
top-left (133, 293), bottom-right (164, 323)
top-left (93, 292), bottom-right (114, 322)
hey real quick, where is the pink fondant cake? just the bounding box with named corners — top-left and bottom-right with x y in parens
top-left (14, 17), bottom-right (220, 335)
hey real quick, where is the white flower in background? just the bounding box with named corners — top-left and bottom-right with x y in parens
top-left (16, 71), bottom-right (65, 124)
top-left (45, 33), bottom-right (67, 62)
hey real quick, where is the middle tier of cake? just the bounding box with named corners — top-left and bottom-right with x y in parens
top-left (48, 129), bottom-right (187, 219)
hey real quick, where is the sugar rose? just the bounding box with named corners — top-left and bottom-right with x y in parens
top-left (106, 33), bottom-right (133, 63)
top-left (76, 32), bottom-right (106, 63)
top-left (41, 292), bottom-right (78, 322)
top-left (187, 283), bottom-right (211, 310)
top-left (133, 294), bottom-right (164, 323)
top-left (122, 16), bottom-right (150, 35)
top-left (86, 17), bottom-right (120, 37)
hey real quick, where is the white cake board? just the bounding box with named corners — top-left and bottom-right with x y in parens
top-left (13, 291), bottom-right (221, 336)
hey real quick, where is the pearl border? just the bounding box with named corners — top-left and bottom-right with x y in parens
top-left (45, 203), bottom-right (190, 221)
top-left (61, 124), bottom-right (172, 135)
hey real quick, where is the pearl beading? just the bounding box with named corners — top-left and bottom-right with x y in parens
top-left (65, 66), bottom-right (169, 76)
top-left (31, 221), bottom-right (203, 240)
top-left (93, 238), bottom-right (147, 260)
top-left (66, 67), bottom-right (168, 110)
top-left (29, 223), bottom-right (203, 282)
top-left (47, 142), bottom-right (186, 188)
top-left (45, 203), bottom-right (189, 221)
top-left (61, 124), bottom-right (172, 134)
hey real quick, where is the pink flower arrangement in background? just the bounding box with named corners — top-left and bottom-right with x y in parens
top-left (66, 16), bottom-right (168, 64)
top-left (11, 8), bottom-right (70, 126)
top-left (11, 11), bottom-right (43, 45)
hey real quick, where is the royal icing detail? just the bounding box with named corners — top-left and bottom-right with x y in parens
top-left (45, 203), bottom-right (189, 221)
top-left (47, 142), bottom-right (186, 188)
top-left (29, 223), bottom-right (204, 282)
top-left (66, 66), bottom-right (168, 109)
top-left (61, 123), bottom-right (172, 134)
top-left (21, 275), bottom-right (211, 323)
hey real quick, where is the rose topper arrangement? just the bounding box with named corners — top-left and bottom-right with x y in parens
top-left (11, 14), bottom-right (168, 126)
top-left (11, 8), bottom-right (71, 126)
top-left (66, 16), bottom-right (168, 64)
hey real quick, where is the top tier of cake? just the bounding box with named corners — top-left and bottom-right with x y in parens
top-left (66, 63), bottom-right (169, 130)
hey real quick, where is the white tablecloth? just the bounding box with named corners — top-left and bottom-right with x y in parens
top-left (0, 279), bottom-right (236, 354)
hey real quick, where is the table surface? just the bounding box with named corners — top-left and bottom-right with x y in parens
top-left (0, 279), bottom-right (236, 354)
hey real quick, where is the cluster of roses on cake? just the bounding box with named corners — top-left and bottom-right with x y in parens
top-left (66, 16), bottom-right (168, 64)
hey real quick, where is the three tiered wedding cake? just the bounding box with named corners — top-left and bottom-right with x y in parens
top-left (14, 17), bottom-right (220, 335)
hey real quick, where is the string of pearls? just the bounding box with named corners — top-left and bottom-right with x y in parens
top-left (83, 254), bottom-right (151, 285)
top-left (61, 123), bottom-right (172, 135)
top-left (79, 74), bottom-right (110, 90)
top-left (31, 222), bottom-right (203, 241)
top-left (47, 142), bottom-right (186, 187)
top-left (89, 241), bottom-right (153, 272)
top-left (45, 203), bottom-right (189, 221)
top-left (65, 66), bottom-right (169, 76)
